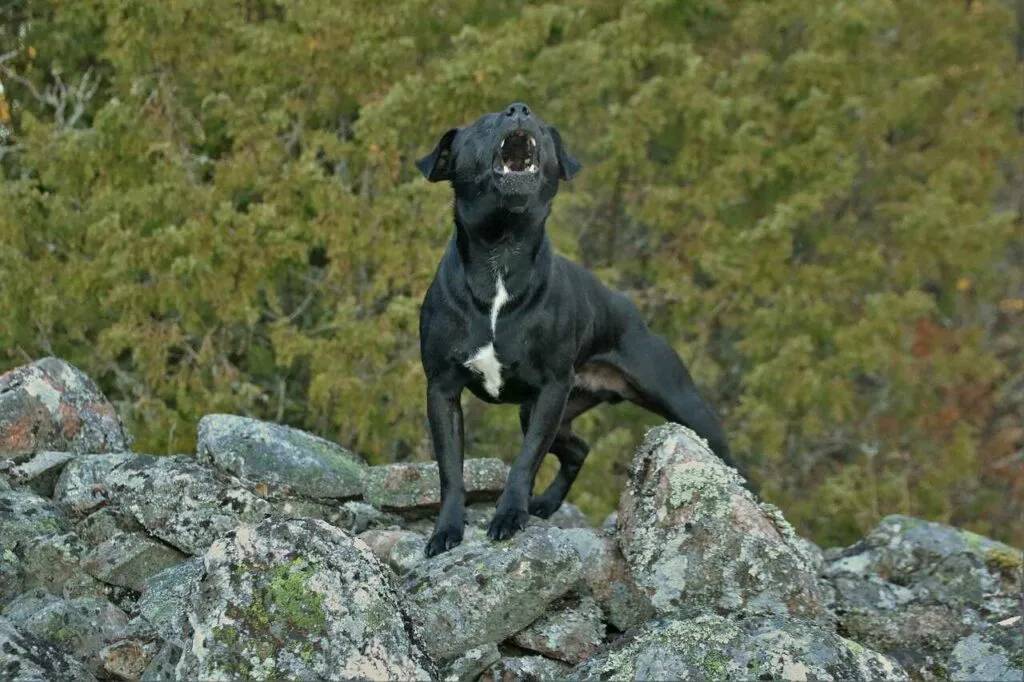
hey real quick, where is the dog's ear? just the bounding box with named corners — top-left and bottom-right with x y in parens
top-left (416, 128), bottom-right (458, 182)
top-left (549, 126), bottom-right (581, 181)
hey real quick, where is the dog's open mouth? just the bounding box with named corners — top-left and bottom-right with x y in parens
top-left (495, 130), bottom-right (538, 175)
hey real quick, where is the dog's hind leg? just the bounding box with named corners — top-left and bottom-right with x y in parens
top-left (611, 327), bottom-right (755, 489)
top-left (520, 391), bottom-right (601, 518)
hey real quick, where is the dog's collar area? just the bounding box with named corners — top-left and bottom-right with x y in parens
top-left (495, 130), bottom-right (538, 175)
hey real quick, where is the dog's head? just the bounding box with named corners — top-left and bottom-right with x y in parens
top-left (415, 102), bottom-right (581, 215)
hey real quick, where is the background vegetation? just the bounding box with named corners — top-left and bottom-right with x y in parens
top-left (2, 0), bottom-right (1021, 548)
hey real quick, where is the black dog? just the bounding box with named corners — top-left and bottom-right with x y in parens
top-left (416, 102), bottom-right (743, 557)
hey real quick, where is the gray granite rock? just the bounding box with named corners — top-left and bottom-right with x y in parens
top-left (481, 655), bottom-right (572, 682)
top-left (0, 615), bottom-right (98, 682)
top-left (0, 488), bottom-right (70, 553)
top-left (440, 643), bottom-right (502, 682)
top-left (18, 530), bottom-right (90, 596)
top-left (82, 531), bottom-right (188, 592)
top-left (0, 357), bottom-right (130, 458)
top-left (561, 527), bottom-right (653, 631)
top-left (567, 613), bottom-right (909, 681)
top-left (949, 616), bottom-right (1024, 682)
top-left (176, 517), bottom-right (434, 681)
top-left (511, 594), bottom-right (603, 664)
top-left (3, 591), bottom-right (135, 676)
top-left (822, 514), bottom-right (1024, 679)
top-left (197, 413), bottom-right (366, 499)
top-left (4, 450), bottom-right (76, 497)
top-left (401, 526), bottom-right (584, 661)
top-left (358, 529), bottom-right (427, 575)
top-left (56, 453), bottom-right (272, 555)
top-left (135, 557), bottom-right (204, 641)
top-left (617, 424), bottom-right (825, 620)
top-left (364, 457), bottom-right (508, 512)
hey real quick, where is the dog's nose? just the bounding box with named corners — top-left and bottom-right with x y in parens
top-left (505, 102), bottom-right (531, 120)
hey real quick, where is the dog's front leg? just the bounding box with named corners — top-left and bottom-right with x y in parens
top-left (488, 379), bottom-right (571, 541)
top-left (425, 381), bottom-right (467, 557)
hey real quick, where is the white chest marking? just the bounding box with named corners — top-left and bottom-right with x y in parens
top-left (465, 276), bottom-right (510, 398)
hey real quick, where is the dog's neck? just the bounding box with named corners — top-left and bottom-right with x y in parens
top-left (453, 201), bottom-right (552, 302)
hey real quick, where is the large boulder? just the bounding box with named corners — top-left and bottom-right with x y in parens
top-left (55, 454), bottom-right (272, 555)
top-left (135, 558), bottom-right (204, 641)
top-left (363, 457), bottom-right (508, 512)
top-left (176, 517), bottom-right (434, 681)
top-left (0, 616), bottom-right (98, 682)
top-left (196, 414), bottom-right (366, 499)
top-left (617, 424), bottom-right (825, 620)
top-left (358, 529), bottom-right (427, 575)
top-left (567, 613), bottom-right (909, 681)
top-left (401, 526), bottom-right (584, 661)
top-left (0, 357), bottom-right (130, 458)
top-left (822, 514), bottom-right (1024, 679)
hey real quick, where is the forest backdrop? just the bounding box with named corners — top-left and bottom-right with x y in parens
top-left (1, 0), bottom-right (1022, 548)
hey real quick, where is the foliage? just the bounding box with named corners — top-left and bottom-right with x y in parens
top-left (1, 0), bottom-right (1021, 547)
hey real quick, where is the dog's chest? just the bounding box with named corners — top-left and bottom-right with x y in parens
top-left (464, 276), bottom-right (510, 398)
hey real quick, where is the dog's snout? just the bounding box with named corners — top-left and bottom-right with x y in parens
top-left (505, 102), bottom-right (531, 120)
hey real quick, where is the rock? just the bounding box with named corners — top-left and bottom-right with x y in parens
top-left (510, 594), bottom-right (603, 665)
top-left (402, 526), bottom-right (584, 661)
top-left (480, 655), bottom-right (572, 682)
top-left (948, 616), bottom-right (1024, 682)
top-left (76, 507), bottom-right (145, 547)
top-left (56, 454), bottom-right (272, 555)
top-left (0, 357), bottom-right (130, 458)
top-left (135, 558), bottom-right (203, 640)
top-left (18, 530), bottom-right (90, 595)
top-left (822, 514), bottom-right (1024, 679)
top-left (0, 489), bottom-right (71, 552)
top-left (561, 527), bottom-right (653, 631)
top-left (196, 413), bottom-right (366, 499)
top-left (0, 555), bottom-right (21, 605)
top-left (3, 591), bottom-right (133, 676)
top-left (567, 613), bottom-right (909, 681)
top-left (358, 529), bottom-right (427, 574)
top-left (440, 643), bottom-right (502, 682)
top-left (54, 453), bottom-right (132, 516)
top-left (177, 517), bottom-right (434, 681)
top-left (363, 457), bottom-right (509, 512)
top-left (0, 616), bottom-right (98, 682)
top-left (617, 424), bottom-right (824, 619)
top-left (601, 511), bottom-right (618, 535)
top-left (82, 532), bottom-right (188, 592)
top-left (100, 635), bottom-right (159, 681)
top-left (546, 502), bottom-right (591, 529)
top-left (140, 640), bottom-right (184, 682)
top-left (5, 450), bottom-right (76, 497)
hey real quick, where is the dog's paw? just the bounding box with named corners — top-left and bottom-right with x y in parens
top-left (528, 493), bottom-right (562, 519)
top-left (425, 525), bottom-right (463, 557)
top-left (487, 506), bottom-right (530, 542)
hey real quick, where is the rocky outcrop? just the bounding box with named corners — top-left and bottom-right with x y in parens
top-left (822, 514), bottom-right (1024, 680)
top-left (2, 358), bottom-right (1020, 682)
top-left (0, 357), bottom-right (130, 458)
